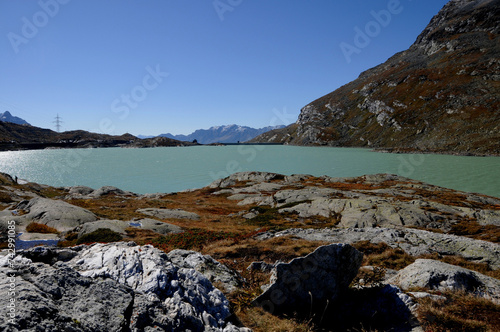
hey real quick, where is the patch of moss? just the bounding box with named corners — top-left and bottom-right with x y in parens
top-left (76, 228), bottom-right (123, 245)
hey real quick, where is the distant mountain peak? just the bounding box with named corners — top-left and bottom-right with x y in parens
top-left (156, 124), bottom-right (285, 144)
top-left (0, 111), bottom-right (30, 126)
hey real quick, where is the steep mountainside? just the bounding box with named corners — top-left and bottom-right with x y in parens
top-left (0, 111), bottom-right (30, 125)
top-left (253, 0), bottom-right (500, 155)
top-left (161, 124), bottom-right (285, 144)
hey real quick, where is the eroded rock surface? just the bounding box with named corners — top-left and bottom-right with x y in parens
top-left (389, 259), bottom-right (500, 304)
top-left (0, 243), bottom-right (248, 332)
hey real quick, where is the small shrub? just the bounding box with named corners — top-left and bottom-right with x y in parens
top-left (149, 228), bottom-right (266, 252)
top-left (352, 241), bottom-right (415, 270)
top-left (76, 228), bottom-right (123, 245)
top-left (26, 222), bottom-right (58, 234)
top-left (0, 191), bottom-right (13, 203)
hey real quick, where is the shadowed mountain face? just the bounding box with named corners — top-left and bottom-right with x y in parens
top-left (253, 0), bottom-right (500, 155)
top-left (0, 111), bottom-right (30, 125)
top-left (0, 121), bottom-right (196, 151)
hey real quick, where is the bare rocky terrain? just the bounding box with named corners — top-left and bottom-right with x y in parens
top-left (0, 170), bottom-right (499, 331)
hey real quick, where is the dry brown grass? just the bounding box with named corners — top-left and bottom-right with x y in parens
top-left (237, 307), bottom-right (315, 332)
top-left (419, 253), bottom-right (500, 280)
top-left (416, 290), bottom-right (500, 332)
top-left (26, 222), bottom-right (59, 234)
top-left (351, 241), bottom-right (415, 270)
top-left (68, 189), bottom-right (256, 234)
top-left (450, 219), bottom-right (500, 243)
top-left (204, 236), bottom-right (328, 271)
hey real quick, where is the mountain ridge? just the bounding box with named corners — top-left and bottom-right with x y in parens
top-left (158, 124), bottom-right (285, 144)
top-left (0, 121), bottom-right (197, 151)
top-left (252, 0), bottom-right (500, 156)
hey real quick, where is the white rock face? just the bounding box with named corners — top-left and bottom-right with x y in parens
top-left (0, 242), bottom-right (249, 331)
top-left (389, 259), bottom-right (500, 304)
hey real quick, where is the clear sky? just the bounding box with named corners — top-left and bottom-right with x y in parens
top-left (0, 0), bottom-right (449, 136)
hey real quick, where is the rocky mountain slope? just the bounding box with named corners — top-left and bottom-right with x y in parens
top-left (160, 124), bottom-right (285, 144)
top-left (0, 111), bottom-right (29, 126)
top-left (253, 0), bottom-right (500, 155)
top-left (0, 171), bottom-right (499, 330)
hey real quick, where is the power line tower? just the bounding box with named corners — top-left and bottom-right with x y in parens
top-left (53, 114), bottom-right (63, 132)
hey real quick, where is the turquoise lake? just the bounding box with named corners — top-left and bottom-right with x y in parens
top-left (0, 146), bottom-right (499, 198)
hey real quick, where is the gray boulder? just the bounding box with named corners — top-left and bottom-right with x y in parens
top-left (137, 208), bottom-right (200, 220)
top-left (252, 243), bottom-right (363, 315)
top-left (209, 171), bottom-right (283, 188)
top-left (90, 186), bottom-right (135, 198)
top-left (7, 197), bottom-right (97, 232)
top-left (168, 249), bottom-right (243, 293)
top-left (76, 218), bottom-right (182, 237)
top-left (67, 185), bottom-right (95, 196)
top-left (0, 243), bottom-right (248, 331)
top-left (389, 259), bottom-right (500, 304)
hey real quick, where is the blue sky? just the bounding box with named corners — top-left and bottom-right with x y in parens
top-left (0, 0), bottom-right (449, 136)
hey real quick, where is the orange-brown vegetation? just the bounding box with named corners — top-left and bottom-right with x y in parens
top-left (416, 291), bottom-right (500, 332)
top-left (26, 222), bottom-right (58, 234)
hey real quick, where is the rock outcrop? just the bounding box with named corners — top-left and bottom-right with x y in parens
top-left (389, 259), bottom-right (500, 304)
top-left (168, 249), bottom-right (243, 293)
top-left (76, 218), bottom-right (182, 237)
top-left (0, 243), bottom-right (248, 331)
top-left (253, 0), bottom-right (500, 155)
top-left (253, 243), bottom-right (363, 315)
top-left (137, 208), bottom-right (201, 221)
top-left (256, 227), bottom-right (500, 270)
top-left (1, 197), bottom-right (97, 232)
top-left (209, 172), bottom-right (500, 234)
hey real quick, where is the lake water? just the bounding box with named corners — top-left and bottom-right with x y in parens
top-left (0, 146), bottom-right (499, 198)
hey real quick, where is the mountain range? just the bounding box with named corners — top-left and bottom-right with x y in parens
top-left (253, 0), bottom-right (500, 155)
top-left (0, 111), bottom-right (30, 126)
top-left (155, 124), bottom-right (285, 144)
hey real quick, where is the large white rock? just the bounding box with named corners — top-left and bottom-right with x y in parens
top-left (389, 259), bottom-right (500, 304)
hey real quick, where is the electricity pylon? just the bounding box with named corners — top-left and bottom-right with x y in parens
top-left (53, 114), bottom-right (63, 132)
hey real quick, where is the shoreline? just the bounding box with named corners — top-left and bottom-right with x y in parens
top-left (1, 142), bottom-right (499, 157)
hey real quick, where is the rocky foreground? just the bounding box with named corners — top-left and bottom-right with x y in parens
top-left (0, 171), bottom-right (499, 331)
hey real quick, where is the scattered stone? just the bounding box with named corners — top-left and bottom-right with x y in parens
top-left (137, 208), bottom-right (200, 220)
top-left (256, 227), bottom-right (500, 270)
top-left (252, 243), bottom-right (363, 315)
top-left (389, 259), bottom-right (500, 304)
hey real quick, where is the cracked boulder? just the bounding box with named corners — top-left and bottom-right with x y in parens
top-left (0, 243), bottom-right (249, 331)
